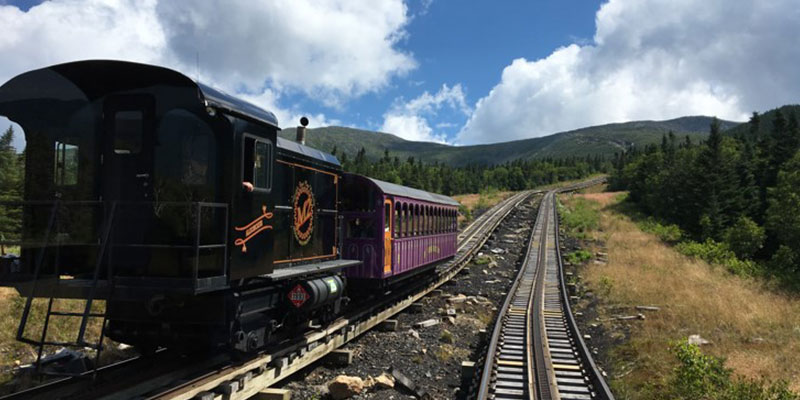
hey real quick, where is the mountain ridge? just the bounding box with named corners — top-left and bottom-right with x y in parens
top-left (280, 116), bottom-right (742, 166)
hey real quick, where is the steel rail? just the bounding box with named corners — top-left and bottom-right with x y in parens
top-left (475, 179), bottom-right (612, 400)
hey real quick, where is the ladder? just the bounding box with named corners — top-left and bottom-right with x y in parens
top-left (16, 202), bottom-right (117, 376)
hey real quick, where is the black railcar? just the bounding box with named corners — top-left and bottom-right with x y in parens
top-left (0, 60), bottom-right (356, 352)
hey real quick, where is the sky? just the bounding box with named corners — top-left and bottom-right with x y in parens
top-left (0, 0), bottom-right (799, 151)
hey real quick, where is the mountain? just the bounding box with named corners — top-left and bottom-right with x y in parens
top-left (723, 105), bottom-right (800, 138)
top-left (280, 116), bottom-right (741, 166)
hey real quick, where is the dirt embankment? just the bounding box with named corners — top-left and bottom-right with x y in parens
top-left (561, 191), bottom-right (800, 397)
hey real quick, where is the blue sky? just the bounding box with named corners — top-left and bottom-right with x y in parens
top-left (295, 0), bottom-right (603, 137)
top-left (1, 0), bottom-right (799, 151)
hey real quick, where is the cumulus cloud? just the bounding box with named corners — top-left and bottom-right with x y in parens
top-left (238, 89), bottom-right (341, 129)
top-left (156, 0), bottom-right (415, 106)
top-left (457, 0), bottom-right (800, 145)
top-left (381, 83), bottom-right (470, 143)
top-left (0, 0), bottom-right (414, 143)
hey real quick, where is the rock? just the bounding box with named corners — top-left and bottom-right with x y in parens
top-left (475, 295), bottom-right (490, 304)
top-left (328, 376), bottom-right (364, 400)
top-left (363, 376), bottom-right (376, 389)
top-left (374, 373), bottom-right (394, 389)
top-left (408, 329), bottom-right (421, 340)
top-left (447, 294), bottom-right (467, 304)
top-left (440, 329), bottom-right (455, 344)
top-left (414, 319), bottom-right (440, 329)
top-left (688, 334), bottom-right (710, 346)
top-left (750, 337), bottom-right (766, 344)
top-left (615, 315), bottom-right (644, 321)
top-left (490, 248), bottom-right (505, 254)
top-left (445, 316), bottom-right (456, 324)
top-left (593, 260), bottom-right (606, 265)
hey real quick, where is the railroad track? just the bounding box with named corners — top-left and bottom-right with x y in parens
top-left (4, 189), bottom-right (535, 400)
top-left (475, 186), bottom-right (613, 400)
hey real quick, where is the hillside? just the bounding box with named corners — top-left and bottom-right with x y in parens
top-left (281, 116), bottom-right (740, 166)
top-left (724, 104), bottom-right (800, 138)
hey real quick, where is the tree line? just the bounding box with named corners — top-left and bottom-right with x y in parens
top-left (0, 126), bottom-right (23, 245)
top-left (335, 146), bottom-right (609, 197)
top-left (610, 106), bottom-right (800, 277)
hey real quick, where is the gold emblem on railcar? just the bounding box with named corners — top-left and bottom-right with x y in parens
top-left (293, 181), bottom-right (314, 246)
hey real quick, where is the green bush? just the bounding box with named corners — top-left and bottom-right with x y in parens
top-left (459, 204), bottom-right (472, 223)
top-left (666, 341), bottom-right (798, 400)
top-left (559, 198), bottom-right (599, 239)
top-left (723, 217), bottom-right (766, 260)
top-left (675, 239), bottom-right (758, 276)
top-left (639, 217), bottom-right (683, 243)
top-left (565, 249), bottom-right (592, 265)
top-left (770, 246), bottom-right (797, 273)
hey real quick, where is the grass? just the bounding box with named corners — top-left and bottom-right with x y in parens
top-left (0, 290), bottom-right (108, 387)
top-left (453, 188), bottom-right (515, 225)
top-left (560, 192), bottom-right (800, 397)
top-left (558, 195), bottom-right (600, 239)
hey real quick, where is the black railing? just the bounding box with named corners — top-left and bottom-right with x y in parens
top-left (0, 200), bottom-right (229, 294)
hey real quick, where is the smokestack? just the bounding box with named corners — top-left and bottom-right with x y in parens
top-left (296, 116), bottom-right (309, 145)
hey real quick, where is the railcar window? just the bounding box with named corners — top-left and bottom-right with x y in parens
top-left (243, 136), bottom-right (272, 191)
top-left (254, 141), bottom-right (271, 189)
top-left (54, 140), bottom-right (79, 186)
top-left (181, 130), bottom-right (210, 185)
top-left (395, 202), bottom-right (401, 238)
top-left (403, 204), bottom-right (409, 237)
top-left (348, 217), bottom-right (375, 239)
top-left (114, 111), bottom-right (143, 154)
top-left (384, 202), bottom-right (391, 233)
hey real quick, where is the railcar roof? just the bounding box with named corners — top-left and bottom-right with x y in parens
top-left (364, 176), bottom-right (460, 206)
top-left (0, 60), bottom-right (280, 128)
top-left (196, 82), bottom-right (278, 128)
top-left (276, 137), bottom-right (341, 167)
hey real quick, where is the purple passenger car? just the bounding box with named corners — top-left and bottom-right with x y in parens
top-left (341, 173), bottom-right (460, 285)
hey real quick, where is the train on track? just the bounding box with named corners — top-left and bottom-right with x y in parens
top-left (0, 60), bottom-right (459, 355)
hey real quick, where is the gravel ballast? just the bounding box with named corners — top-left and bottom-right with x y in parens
top-left (279, 198), bottom-right (541, 399)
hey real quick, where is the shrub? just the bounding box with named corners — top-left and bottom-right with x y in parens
top-left (565, 249), bottom-right (592, 265)
top-left (723, 217), bottom-right (766, 260)
top-left (675, 239), bottom-right (758, 276)
top-left (559, 198), bottom-right (599, 239)
top-left (770, 246), bottom-right (797, 274)
top-left (666, 341), bottom-right (798, 400)
top-left (639, 217), bottom-right (683, 243)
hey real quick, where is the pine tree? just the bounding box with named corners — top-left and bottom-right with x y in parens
top-left (0, 126), bottom-right (22, 247)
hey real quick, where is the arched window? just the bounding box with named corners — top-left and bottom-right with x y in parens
top-left (450, 209), bottom-right (455, 232)
top-left (424, 206), bottom-right (429, 235)
top-left (413, 204), bottom-right (419, 236)
top-left (403, 203), bottom-right (409, 237)
top-left (395, 201), bottom-right (401, 238)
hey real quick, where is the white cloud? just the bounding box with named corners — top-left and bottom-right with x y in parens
top-left (380, 83), bottom-right (469, 143)
top-left (0, 0), bottom-right (414, 138)
top-left (457, 0), bottom-right (800, 145)
top-left (156, 0), bottom-right (416, 106)
top-left (238, 89), bottom-right (341, 130)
